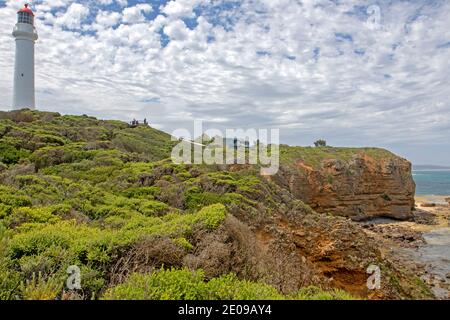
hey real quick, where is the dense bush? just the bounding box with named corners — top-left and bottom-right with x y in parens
top-left (291, 286), bottom-right (354, 300)
top-left (32, 145), bottom-right (92, 169)
top-left (102, 268), bottom-right (283, 300)
top-left (0, 203), bottom-right (226, 299)
top-left (184, 188), bottom-right (245, 210)
top-left (4, 206), bottom-right (61, 228)
top-left (20, 272), bottom-right (63, 300)
top-left (0, 142), bottom-right (30, 165)
top-left (0, 186), bottom-right (32, 208)
top-left (8, 204), bottom-right (226, 264)
top-left (102, 268), bottom-right (354, 300)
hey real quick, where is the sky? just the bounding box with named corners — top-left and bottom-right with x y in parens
top-left (0, 0), bottom-right (449, 165)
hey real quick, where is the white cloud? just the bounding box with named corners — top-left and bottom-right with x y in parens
top-left (55, 3), bottom-right (90, 29)
top-left (95, 10), bottom-right (121, 28)
top-left (162, 0), bottom-right (204, 19)
top-left (122, 3), bottom-right (152, 24)
top-left (164, 19), bottom-right (189, 41)
top-left (0, 0), bottom-right (449, 164)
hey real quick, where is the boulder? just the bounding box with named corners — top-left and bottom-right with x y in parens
top-left (421, 203), bottom-right (437, 208)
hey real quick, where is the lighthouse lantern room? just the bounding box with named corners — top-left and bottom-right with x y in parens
top-left (12, 3), bottom-right (38, 110)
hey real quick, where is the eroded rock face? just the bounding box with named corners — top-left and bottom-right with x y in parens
top-left (275, 153), bottom-right (416, 221)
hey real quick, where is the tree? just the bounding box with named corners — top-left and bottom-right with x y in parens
top-left (314, 139), bottom-right (327, 147)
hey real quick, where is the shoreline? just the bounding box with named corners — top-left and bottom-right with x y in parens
top-left (360, 195), bottom-right (450, 299)
top-left (412, 197), bottom-right (450, 299)
top-left (415, 195), bottom-right (450, 231)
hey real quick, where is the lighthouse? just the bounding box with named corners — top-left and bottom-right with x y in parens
top-left (12, 4), bottom-right (38, 110)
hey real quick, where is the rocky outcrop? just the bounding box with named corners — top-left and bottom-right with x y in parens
top-left (275, 152), bottom-right (416, 221)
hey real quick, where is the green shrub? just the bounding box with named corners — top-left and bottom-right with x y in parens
top-left (15, 175), bottom-right (47, 187)
top-left (17, 254), bottom-right (58, 280)
top-left (194, 204), bottom-right (226, 229)
top-left (103, 269), bottom-right (283, 300)
top-left (32, 144), bottom-right (91, 169)
top-left (79, 194), bottom-right (169, 219)
top-left (20, 272), bottom-right (63, 300)
top-left (77, 265), bottom-right (106, 299)
top-left (0, 142), bottom-right (30, 164)
top-left (184, 188), bottom-right (246, 210)
top-left (206, 273), bottom-right (283, 300)
top-left (291, 286), bottom-right (355, 300)
top-left (0, 223), bottom-right (22, 300)
top-left (5, 206), bottom-right (61, 228)
top-left (102, 269), bottom-right (283, 300)
top-left (172, 237), bottom-right (194, 251)
top-left (0, 267), bottom-right (21, 300)
top-left (137, 200), bottom-right (169, 217)
top-left (102, 269), bottom-right (208, 300)
top-left (103, 269), bottom-right (355, 301)
top-left (32, 133), bottom-right (68, 146)
top-left (0, 204), bottom-right (12, 219)
top-left (6, 204), bottom-right (226, 286)
top-left (8, 224), bottom-right (73, 261)
top-left (122, 187), bottom-right (161, 199)
top-left (0, 186), bottom-right (32, 207)
top-left (123, 204), bottom-right (227, 235)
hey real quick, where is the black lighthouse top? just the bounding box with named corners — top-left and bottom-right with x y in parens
top-left (17, 4), bottom-right (34, 25)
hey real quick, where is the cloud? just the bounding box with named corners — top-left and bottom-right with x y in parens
top-left (162, 0), bottom-right (205, 19)
top-left (164, 19), bottom-right (189, 41)
top-left (122, 3), bottom-right (152, 24)
top-left (0, 0), bottom-right (449, 164)
top-left (95, 10), bottom-right (121, 28)
top-left (55, 3), bottom-right (89, 29)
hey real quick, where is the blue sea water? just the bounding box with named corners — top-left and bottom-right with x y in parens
top-left (413, 170), bottom-right (450, 195)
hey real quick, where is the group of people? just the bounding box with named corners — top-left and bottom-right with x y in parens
top-left (130, 118), bottom-right (148, 127)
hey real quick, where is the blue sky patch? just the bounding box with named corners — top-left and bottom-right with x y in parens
top-left (437, 41), bottom-right (450, 49)
top-left (335, 32), bottom-right (353, 42)
top-left (354, 48), bottom-right (365, 55)
top-left (313, 47), bottom-right (320, 61)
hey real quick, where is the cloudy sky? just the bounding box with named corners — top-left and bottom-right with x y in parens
top-left (0, 0), bottom-right (449, 165)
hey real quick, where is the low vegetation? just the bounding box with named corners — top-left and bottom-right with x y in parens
top-left (0, 110), bottom-right (431, 300)
top-left (280, 145), bottom-right (397, 169)
top-left (103, 268), bottom-right (354, 300)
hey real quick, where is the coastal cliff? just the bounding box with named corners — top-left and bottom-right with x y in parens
top-left (276, 147), bottom-right (416, 221)
top-left (0, 110), bottom-right (432, 300)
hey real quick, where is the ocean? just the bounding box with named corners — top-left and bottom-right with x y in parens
top-left (413, 170), bottom-right (450, 196)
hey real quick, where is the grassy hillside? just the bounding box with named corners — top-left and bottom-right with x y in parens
top-left (0, 110), bottom-right (431, 300)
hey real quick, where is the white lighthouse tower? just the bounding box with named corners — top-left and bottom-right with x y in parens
top-left (12, 4), bottom-right (38, 110)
